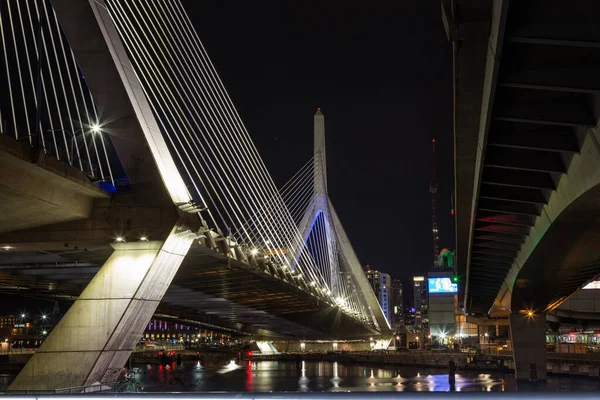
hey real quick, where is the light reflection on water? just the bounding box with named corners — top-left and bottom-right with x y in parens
top-left (135, 360), bottom-right (600, 392)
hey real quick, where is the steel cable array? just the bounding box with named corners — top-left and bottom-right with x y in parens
top-left (105, 0), bottom-right (376, 328)
top-left (0, 0), bottom-right (114, 184)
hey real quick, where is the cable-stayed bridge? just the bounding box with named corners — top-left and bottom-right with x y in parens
top-left (0, 0), bottom-right (390, 389)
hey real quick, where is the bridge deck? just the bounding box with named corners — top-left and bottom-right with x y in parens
top-left (0, 241), bottom-right (374, 339)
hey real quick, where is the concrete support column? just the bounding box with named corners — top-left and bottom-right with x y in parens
top-left (509, 312), bottom-right (547, 381)
top-left (9, 225), bottom-right (196, 391)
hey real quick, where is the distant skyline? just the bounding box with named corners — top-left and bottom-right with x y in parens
top-left (184, 1), bottom-right (454, 287)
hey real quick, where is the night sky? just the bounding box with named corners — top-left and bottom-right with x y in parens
top-left (183, 1), bottom-right (455, 293)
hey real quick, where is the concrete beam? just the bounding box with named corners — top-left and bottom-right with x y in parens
top-left (9, 224), bottom-right (196, 390)
top-left (478, 198), bottom-right (541, 217)
top-left (480, 185), bottom-right (548, 205)
top-left (463, 0), bottom-right (511, 314)
top-left (485, 148), bottom-right (567, 173)
top-left (482, 167), bottom-right (557, 190)
top-left (451, 0), bottom-right (493, 279)
top-left (0, 135), bottom-right (108, 233)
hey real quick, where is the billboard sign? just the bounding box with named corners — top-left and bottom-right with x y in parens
top-left (428, 277), bottom-right (457, 294)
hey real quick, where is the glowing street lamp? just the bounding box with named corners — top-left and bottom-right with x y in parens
top-left (91, 124), bottom-right (101, 134)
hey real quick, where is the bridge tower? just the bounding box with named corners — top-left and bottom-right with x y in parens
top-left (295, 109), bottom-right (391, 334)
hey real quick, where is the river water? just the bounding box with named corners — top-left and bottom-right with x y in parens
top-left (134, 360), bottom-right (600, 392)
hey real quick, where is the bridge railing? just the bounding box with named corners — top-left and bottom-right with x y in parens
top-left (3, 382), bottom-right (116, 394)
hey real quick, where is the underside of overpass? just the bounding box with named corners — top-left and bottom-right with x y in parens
top-left (449, 0), bottom-right (600, 318)
top-left (0, 239), bottom-right (374, 340)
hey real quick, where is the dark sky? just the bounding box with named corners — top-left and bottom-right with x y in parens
top-left (183, 1), bottom-right (455, 291)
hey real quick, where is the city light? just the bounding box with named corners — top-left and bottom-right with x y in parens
top-left (20, 313), bottom-right (26, 319)
top-left (527, 311), bottom-right (534, 317)
top-left (91, 124), bottom-right (100, 133)
top-left (250, 248), bottom-right (258, 255)
top-left (41, 314), bottom-right (47, 320)
top-left (140, 236), bottom-right (148, 241)
top-left (3, 246), bottom-right (11, 251)
top-left (42, 330), bottom-right (47, 336)
top-left (115, 237), bottom-right (125, 243)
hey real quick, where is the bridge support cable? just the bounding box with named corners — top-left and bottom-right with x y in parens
top-left (0, 0), bottom-right (115, 184)
top-left (104, 0), bottom-right (332, 297)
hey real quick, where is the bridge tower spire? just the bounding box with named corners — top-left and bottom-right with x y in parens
top-left (314, 108), bottom-right (327, 197)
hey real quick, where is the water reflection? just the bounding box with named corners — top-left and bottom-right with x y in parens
top-left (133, 360), bottom-right (600, 393)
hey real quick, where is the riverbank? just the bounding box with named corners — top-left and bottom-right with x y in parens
top-left (248, 351), bottom-right (600, 378)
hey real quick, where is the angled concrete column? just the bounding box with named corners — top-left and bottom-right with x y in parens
top-left (509, 312), bottom-right (547, 381)
top-left (9, 225), bottom-right (196, 391)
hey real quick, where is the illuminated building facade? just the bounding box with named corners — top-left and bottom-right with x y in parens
top-left (391, 280), bottom-right (404, 329)
top-left (143, 319), bottom-right (231, 345)
top-left (365, 266), bottom-right (392, 326)
top-left (413, 276), bottom-right (428, 330)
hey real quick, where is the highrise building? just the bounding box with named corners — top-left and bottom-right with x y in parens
top-left (365, 266), bottom-right (392, 326)
top-left (413, 276), bottom-right (428, 330)
top-left (391, 279), bottom-right (404, 330)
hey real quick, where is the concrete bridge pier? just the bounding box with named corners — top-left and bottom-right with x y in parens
top-left (510, 312), bottom-right (547, 382)
top-left (8, 224), bottom-right (196, 391)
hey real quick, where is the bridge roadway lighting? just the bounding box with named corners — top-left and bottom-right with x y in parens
top-left (250, 248), bottom-right (258, 256)
top-left (115, 237), bottom-right (125, 243)
top-left (3, 246), bottom-right (11, 251)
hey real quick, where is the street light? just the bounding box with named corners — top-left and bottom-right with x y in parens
top-left (41, 314), bottom-right (47, 321)
top-left (91, 124), bottom-right (101, 134)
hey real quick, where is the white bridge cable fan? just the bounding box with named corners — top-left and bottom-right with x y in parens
top-left (0, 0), bottom-right (115, 184)
top-left (105, 0), bottom-right (377, 330)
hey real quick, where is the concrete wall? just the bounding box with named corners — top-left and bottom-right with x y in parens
top-left (558, 287), bottom-right (600, 313)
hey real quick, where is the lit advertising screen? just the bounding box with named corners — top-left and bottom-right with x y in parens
top-left (428, 277), bottom-right (457, 294)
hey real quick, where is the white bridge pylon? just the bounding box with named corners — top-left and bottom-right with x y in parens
top-left (283, 110), bottom-right (392, 334)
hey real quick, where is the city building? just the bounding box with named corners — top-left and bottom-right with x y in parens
top-left (143, 319), bottom-right (231, 345)
top-left (427, 271), bottom-right (457, 342)
top-left (365, 265), bottom-right (392, 326)
top-left (413, 276), bottom-right (428, 331)
top-left (391, 279), bottom-right (404, 330)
